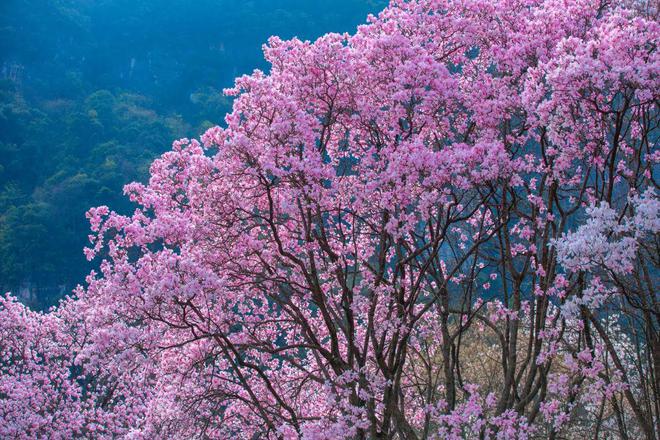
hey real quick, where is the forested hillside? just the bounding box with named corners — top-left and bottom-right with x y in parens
top-left (0, 0), bottom-right (385, 307)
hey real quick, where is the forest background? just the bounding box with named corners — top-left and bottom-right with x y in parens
top-left (0, 0), bottom-right (386, 308)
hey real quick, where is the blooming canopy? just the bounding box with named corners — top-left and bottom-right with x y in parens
top-left (1, 0), bottom-right (658, 439)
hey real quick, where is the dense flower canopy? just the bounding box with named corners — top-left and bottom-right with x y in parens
top-left (1, 0), bottom-right (658, 438)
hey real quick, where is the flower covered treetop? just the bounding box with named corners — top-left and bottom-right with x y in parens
top-left (1, 0), bottom-right (658, 438)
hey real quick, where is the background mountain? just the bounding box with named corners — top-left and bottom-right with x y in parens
top-left (0, 0), bottom-right (386, 308)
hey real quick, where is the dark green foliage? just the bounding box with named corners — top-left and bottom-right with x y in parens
top-left (0, 0), bottom-right (386, 308)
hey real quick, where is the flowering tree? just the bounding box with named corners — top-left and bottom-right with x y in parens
top-left (1, 0), bottom-right (658, 438)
